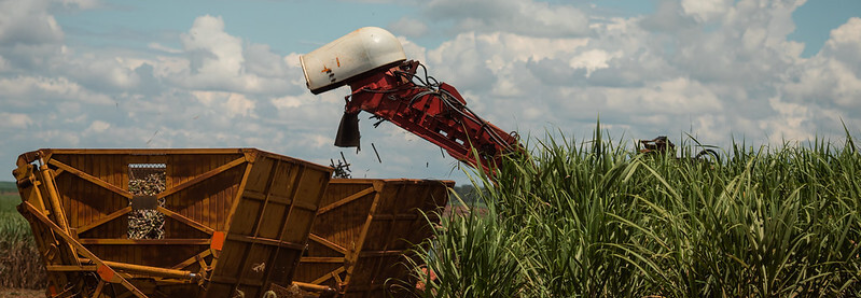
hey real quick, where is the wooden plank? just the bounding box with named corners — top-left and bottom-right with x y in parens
top-left (197, 253), bottom-right (208, 272)
top-left (256, 151), bottom-right (333, 173)
top-left (47, 159), bottom-right (132, 199)
top-left (240, 192), bottom-right (318, 212)
top-left (209, 161), bottom-right (253, 273)
top-left (368, 185), bottom-right (404, 290)
top-left (157, 206), bottom-right (215, 235)
top-left (300, 257), bottom-right (345, 264)
top-left (98, 260), bottom-right (198, 281)
top-left (310, 267), bottom-right (346, 285)
top-left (200, 155), bottom-right (220, 236)
top-left (206, 156), bottom-right (217, 231)
top-left (371, 214), bottom-right (421, 221)
top-left (308, 234), bottom-right (347, 255)
top-left (171, 249), bottom-right (213, 270)
top-left (222, 161), bottom-right (253, 234)
top-left (261, 163), bottom-right (305, 289)
top-left (208, 276), bottom-right (264, 287)
top-left (316, 186), bottom-right (375, 215)
top-left (92, 281), bottom-right (105, 298)
top-left (358, 250), bottom-right (407, 257)
top-left (76, 206), bottom-right (132, 234)
top-left (43, 148), bottom-right (246, 155)
top-left (126, 155), bottom-right (168, 165)
top-left (344, 181), bottom-right (385, 285)
top-left (279, 165), bottom-right (315, 243)
top-left (250, 159), bottom-right (280, 238)
top-left (293, 200), bottom-right (319, 212)
top-left (230, 158), bottom-right (282, 296)
top-left (77, 239), bottom-right (210, 245)
top-left (46, 265), bottom-right (98, 272)
top-left (243, 190), bottom-right (266, 201)
top-left (224, 235), bottom-right (303, 250)
top-left (332, 269), bottom-right (344, 285)
top-left (156, 156), bottom-right (246, 199)
top-left (292, 282), bottom-right (335, 293)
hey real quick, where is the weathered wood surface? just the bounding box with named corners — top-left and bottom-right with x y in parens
top-left (295, 179), bottom-right (452, 298)
top-left (14, 148), bottom-right (332, 298)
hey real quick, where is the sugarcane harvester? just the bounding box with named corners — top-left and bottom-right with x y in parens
top-left (300, 27), bottom-right (520, 174)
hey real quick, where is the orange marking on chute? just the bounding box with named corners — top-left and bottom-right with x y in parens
top-left (97, 264), bottom-right (115, 282)
top-left (211, 231), bottom-right (225, 251)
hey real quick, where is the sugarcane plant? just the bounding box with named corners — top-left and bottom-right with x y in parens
top-left (408, 126), bottom-right (861, 297)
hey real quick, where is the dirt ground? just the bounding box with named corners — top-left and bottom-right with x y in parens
top-left (0, 289), bottom-right (42, 298)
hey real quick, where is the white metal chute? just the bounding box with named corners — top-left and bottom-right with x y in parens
top-left (300, 27), bottom-right (406, 94)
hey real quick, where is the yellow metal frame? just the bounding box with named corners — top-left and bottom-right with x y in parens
top-left (13, 148), bottom-right (332, 298)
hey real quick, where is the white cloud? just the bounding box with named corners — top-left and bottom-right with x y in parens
top-left (1, 0), bottom-right (860, 187)
top-left (0, 0), bottom-right (64, 45)
top-left (245, 43), bottom-right (288, 77)
top-left (424, 0), bottom-right (589, 37)
top-left (426, 31), bottom-right (588, 94)
top-left (55, 0), bottom-right (101, 10)
top-left (62, 55), bottom-right (143, 90)
top-left (0, 113), bottom-right (33, 129)
top-left (86, 120), bottom-right (111, 133)
top-left (0, 76), bottom-right (113, 105)
top-left (828, 17), bottom-right (861, 46)
top-left (603, 77), bottom-right (724, 115)
top-left (148, 42), bottom-right (182, 54)
top-left (33, 129), bottom-right (81, 146)
top-left (181, 15), bottom-right (244, 78)
top-left (271, 95), bottom-right (305, 109)
top-left (0, 0), bottom-right (66, 71)
top-left (226, 93), bottom-right (255, 118)
top-left (192, 91), bottom-right (256, 119)
top-left (407, 0), bottom-right (859, 151)
top-left (824, 17), bottom-right (861, 74)
top-left (283, 53), bottom-right (302, 68)
top-left (568, 50), bottom-right (619, 77)
top-left (781, 17), bottom-right (861, 115)
top-left (681, 0), bottom-right (732, 22)
top-left (389, 17), bottom-right (428, 37)
top-left (398, 37), bottom-right (428, 65)
top-left (164, 15), bottom-right (301, 96)
top-left (0, 55), bottom-right (8, 72)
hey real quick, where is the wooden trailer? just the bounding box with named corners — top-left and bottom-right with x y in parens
top-left (12, 148), bottom-right (332, 298)
top-left (294, 179), bottom-right (453, 297)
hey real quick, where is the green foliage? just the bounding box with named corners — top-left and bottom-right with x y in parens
top-left (449, 185), bottom-right (485, 206)
top-left (0, 181), bottom-right (17, 194)
top-left (409, 129), bottom-right (861, 297)
top-left (1, 194), bottom-right (20, 213)
top-left (0, 193), bottom-right (44, 289)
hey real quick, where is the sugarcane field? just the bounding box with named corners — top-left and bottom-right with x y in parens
top-left (2, 1), bottom-right (861, 297)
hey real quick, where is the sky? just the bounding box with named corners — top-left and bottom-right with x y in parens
top-left (1, 0), bottom-right (860, 185)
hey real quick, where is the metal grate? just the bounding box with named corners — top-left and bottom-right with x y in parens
top-left (128, 164), bottom-right (166, 239)
top-left (129, 163), bottom-right (166, 180)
